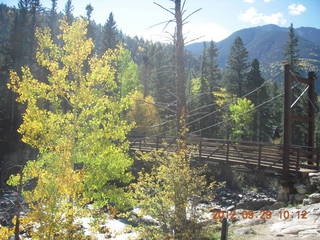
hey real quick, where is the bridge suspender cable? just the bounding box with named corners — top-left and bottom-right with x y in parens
top-left (187, 71), bottom-right (283, 116)
top-left (188, 83), bottom-right (299, 136)
top-left (144, 71), bottom-right (283, 131)
top-left (188, 91), bottom-right (286, 135)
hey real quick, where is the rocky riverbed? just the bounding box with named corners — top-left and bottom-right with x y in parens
top-left (1, 172), bottom-right (319, 239)
top-left (231, 203), bottom-right (320, 240)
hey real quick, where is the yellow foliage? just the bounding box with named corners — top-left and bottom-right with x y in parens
top-left (131, 140), bottom-right (216, 239)
top-left (6, 19), bottom-right (134, 238)
top-left (127, 91), bottom-right (160, 136)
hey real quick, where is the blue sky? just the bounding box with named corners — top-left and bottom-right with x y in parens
top-left (1, 0), bottom-right (319, 42)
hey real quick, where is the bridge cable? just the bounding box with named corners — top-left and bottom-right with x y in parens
top-left (188, 91), bottom-right (286, 135)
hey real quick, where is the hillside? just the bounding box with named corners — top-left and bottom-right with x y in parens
top-left (186, 24), bottom-right (320, 70)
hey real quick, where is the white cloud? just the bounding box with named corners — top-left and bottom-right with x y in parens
top-left (264, 0), bottom-right (272, 2)
top-left (243, 0), bottom-right (255, 3)
top-left (288, 4), bottom-right (307, 16)
top-left (184, 23), bottom-right (231, 42)
top-left (239, 7), bottom-right (287, 25)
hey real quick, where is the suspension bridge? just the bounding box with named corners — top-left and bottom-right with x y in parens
top-left (129, 65), bottom-right (319, 176)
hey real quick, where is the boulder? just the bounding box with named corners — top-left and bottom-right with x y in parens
top-left (280, 225), bottom-right (316, 234)
top-left (308, 193), bottom-right (320, 204)
top-left (298, 229), bottom-right (320, 238)
top-left (234, 227), bottom-right (255, 235)
top-left (294, 194), bottom-right (305, 203)
top-left (268, 201), bottom-right (286, 210)
top-left (294, 184), bottom-right (307, 195)
top-left (303, 198), bottom-right (312, 205)
top-left (309, 172), bottom-right (320, 191)
top-left (237, 198), bottom-right (276, 210)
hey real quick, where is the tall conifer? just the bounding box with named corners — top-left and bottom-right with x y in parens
top-left (226, 37), bottom-right (248, 97)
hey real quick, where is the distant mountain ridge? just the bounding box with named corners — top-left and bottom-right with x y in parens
top-left (186, 24), bottom-right (320, 69)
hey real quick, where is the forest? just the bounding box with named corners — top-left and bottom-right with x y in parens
top-left (0, 0), bottom-right (319, 239)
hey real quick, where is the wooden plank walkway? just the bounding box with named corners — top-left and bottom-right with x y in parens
top-left (129, 136), bottom-right (320, 174)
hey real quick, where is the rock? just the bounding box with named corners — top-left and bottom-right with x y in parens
top-left (281, 225), bottom-right (319, 235)
top-left (294, 194), bottom-right (305, 203)
top-left (237, 198), bottom-right (276, 210)
top-left (227, 205), bottom-right (235, 211)
top-left (303, 198), bottom-right (312, 205)
top-left (298, 229), bottom-right (320, 237)
top-left (309, 172), bottom-right (320, 177)
top-left (237, 218), bottom-right (266, 226)
top-left (267, 201), bottom-right (286, 210)
top-left (309, 172), bottom-right (320, 191)
top-left (309, 193), bottom-right (320, 204)
top-left (234, 227), bottom-right (255, 235)
top-left (294, 184), bottom-right (307, 195)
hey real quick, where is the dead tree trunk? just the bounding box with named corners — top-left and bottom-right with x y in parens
top-left (174, 0), bottom-right (187, 140)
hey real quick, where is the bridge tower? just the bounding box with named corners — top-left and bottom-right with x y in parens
top-left (280, 64), bottom-right (317, 201)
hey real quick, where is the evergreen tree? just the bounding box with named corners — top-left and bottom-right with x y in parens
top-left (207, 40), bottom-right (221, 91)
top-left (284, 24), bottom-right (307, 146)
top-left (85, 4), bottom-right (95, 47)
top-left (199, 43), bottom-right (210, 106)
top-left (226, 37), bottom-right (249, 97)
top-left (30, 0), bottom-right (40, 60)
top-left (284, 23), bottom-right (300, 74)
top-left (49, 0), bottom-right (58, 36)
top-left (247, 59), bottom-right (272, 141)
top-left (85, 4), bottom-right (93, 20)
top-left (198, 42), bottom-right (212, 137)
top-left (64, 0), bottom-right (73, 24)
top-left (102, 12), bottom-right (118, 51)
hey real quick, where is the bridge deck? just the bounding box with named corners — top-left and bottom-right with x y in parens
top-left (129, 136), bottom-right (320, 173)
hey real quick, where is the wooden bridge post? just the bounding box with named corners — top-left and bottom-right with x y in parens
top-left (307, 71), bottom-right (316, 164)
top-left (156, 136), bottom-right (160, 150)
top-left (317, 149), bottom-right (320, 170)
top-left (220, 218), bottom-right (228, 240)
top-left (139, 138), bottom-right (142, 150)
top-left (199, 140), bottom-right (202, 158)
top-left (279, 64), bottom-right (292, 202)
top-left (258, 144), bottom-right (262, 169)
top-left (226, 141), bottom-right (229, 162)
top-left (283, 64), bottom-right (292, 181)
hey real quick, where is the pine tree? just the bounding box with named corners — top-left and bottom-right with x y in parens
top-left (85, 4), bottom-right (93, 20)
top-left (247, 59), bottom-right (272, 141)
top-left (226, 37), bottom-right (249, 97)
top-left (284, 24), bottom-right (307, 146)
top-left (284, 23), bottom-right (300, 74)
top-left (64, 0), bottom-right (73, 24)
top-left (198, 42), bottom-right (212, 137)
top-left (102, 12), bottom-right (118, 51)
top-left (85, 4), bottom-right (95, 50)
top-left (30, 0), bottom-right (40, 60)
top-left (207, 40), bottom-right (221, 91)
top-left (49, 0), bottom-right (58, 36)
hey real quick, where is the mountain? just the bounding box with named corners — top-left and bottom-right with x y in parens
top-left (186, 24), bottom-right (320, 70)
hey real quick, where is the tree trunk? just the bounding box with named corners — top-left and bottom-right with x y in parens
top-left (175, 0), bottom-right (187, 140)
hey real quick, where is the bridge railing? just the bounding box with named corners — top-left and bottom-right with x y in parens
top-left (129, 136), bottom-right (319, 172)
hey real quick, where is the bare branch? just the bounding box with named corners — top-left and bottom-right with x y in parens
top-left (181, 0), bottom-right (187, 12)
top-left (162, 19), bottom-right (175, 32)
top-left (182, 8), bottom-right (202, 23)
top-left (153, 2), bottom-right (175, 16)
top-left (182, 21), bottom-right (190, 26)
top-left (148, 19), bottom-right (175, 29)
top-left (184, 36), bottom-right (205, 45)
top-left (164, 31), bottom-right (175, 41)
